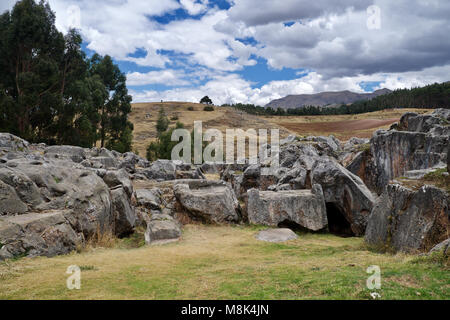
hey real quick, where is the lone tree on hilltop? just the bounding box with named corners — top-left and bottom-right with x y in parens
top-left (200, 96), bottom-right (213, 105)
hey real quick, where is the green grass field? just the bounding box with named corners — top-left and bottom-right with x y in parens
top-left (0, 225), bottom-right (448, 300)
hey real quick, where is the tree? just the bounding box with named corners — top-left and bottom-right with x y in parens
top-left (0, 0), bottom-right (134, 152)
top-left (156, 107), bottom-right (170, 134)
top-left (0, 0), bottom-right (65, 141)
top-left (88, 53), bottom-right (133, 153)
top-left (200, 96), bottom-right (213, 105)
top-left (146, 121), bottom-right (185, 161)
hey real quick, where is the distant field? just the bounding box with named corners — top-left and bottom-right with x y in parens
top-left (264, 108), bottom-right (431, 140)
top-left (130, 105), bottom-right (432, 156)
top-left (0, 225), bottom-right (448, 300)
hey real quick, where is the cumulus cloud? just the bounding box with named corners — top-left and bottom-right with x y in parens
top-left (227, 0), bottom-right (373, 26)
top-left (224, 0), bottom-right (450, 78)
top-left (126, 69), bottom-right (190, 86)
top-left (1, 0), bottom-right (449, 104)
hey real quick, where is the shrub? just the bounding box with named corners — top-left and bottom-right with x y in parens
top-left (204, 106), bottom-right (214, 112)
top-left (187, 106), bottom-right (195, 111)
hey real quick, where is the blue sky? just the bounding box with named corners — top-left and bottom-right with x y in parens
top-left (2, 0), bottom-right (449, 105)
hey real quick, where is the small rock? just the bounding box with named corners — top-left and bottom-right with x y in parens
top-left (255, 228), bottom-right (298, 242)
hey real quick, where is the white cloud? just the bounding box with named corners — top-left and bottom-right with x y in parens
top-left (131, 64), bottom-right (450, 106)
top-left (126, 69), bottom-right (189, 86)
top-left (180, 0), bottom-right (209, 16)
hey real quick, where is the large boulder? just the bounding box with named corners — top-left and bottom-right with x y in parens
top-left (2, 159), bottom-right (114, 239)
top-left (173, 180), bottom-right (241, 224)
top-left (247, 184), bottom-right (327, 231)
top-left (144, 214), bottom-right (181, 244)
top-left (111, 187), bottom-right (136, 237)
top-left (0, 133), bottom-right (29, 152)
top-left (365, 184), bottom-right (449, 253)
top-left (370, 110), bottom-right (449, 193)
top-left (0, 211), bottom-right (79, 260)
top-left (311, 159), bottom-right (375, 236)
top-left (103, 169), bottom-right (133, 197)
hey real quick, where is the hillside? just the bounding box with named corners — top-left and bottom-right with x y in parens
top-left (266, 89), bottom-right (391, 109)
top-left (130, 102), bottom-right (291, 156)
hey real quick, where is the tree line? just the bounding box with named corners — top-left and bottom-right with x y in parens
top-left (0, 0), bottom-right (133, 152)
top-left (224, 82), bottom-right (450, 116)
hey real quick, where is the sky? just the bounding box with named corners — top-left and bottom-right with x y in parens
top-left (1, 0), bottom-right (450, 106)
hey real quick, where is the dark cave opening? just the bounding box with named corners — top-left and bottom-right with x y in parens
top-left (277, 220), bottom-right (312, 233)
top-left (326, 202), bottom-right (355, 237)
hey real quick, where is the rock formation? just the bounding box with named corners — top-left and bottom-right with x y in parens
top-left (365, 184), bottom-right (449, 253)
top-left (0, 108), bottom-right (448, 259)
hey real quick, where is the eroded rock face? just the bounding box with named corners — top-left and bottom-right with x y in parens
top-left (311, 159), bottom-right (375, 236)
top-left (369, 109), bottom-right (449, 194)
top-left (173, 180), bottom-right (241, 224)
top-left (247, 184), bottom-right (327, 231)
top-left (365, 184), bottom-right (450, 253)
top-left (0, 211), bottom-right (80, 260)
top-left (111, 187), bottom-right (136, 237)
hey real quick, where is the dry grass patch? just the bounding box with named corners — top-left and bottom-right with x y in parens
top-left (0, 225), bottom-right (448, 300)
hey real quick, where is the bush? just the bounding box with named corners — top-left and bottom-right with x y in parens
top-left (146, 122), bottom-right (185, 161)
top-left (170, 115), bottom-right (179, 121)
top-left (187, 106), bottom-right (195, 111)
top-left (204, 106), bottom-right (214, 112)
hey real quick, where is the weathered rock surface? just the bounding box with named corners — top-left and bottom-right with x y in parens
top-left (144, 214), bottom-right (181, 244)
top-left (0, 133), bottom-right (143, 259)
top-left (369, 109), bottom-right (449, 193)
top-left (247, 184), bottom-right (327, 231)
top-left (135, 188), bottom-right (162, 210)
top-left (111, 187), bottom-right (136, 237)
top-left (0, 211), bottom-right (79, 260)
top-left (173, 180), bottom-right (241, 224)
top-left (365, 184), bottom-right (449, 253)
top-left (255, 228), bottom-right (299, 242)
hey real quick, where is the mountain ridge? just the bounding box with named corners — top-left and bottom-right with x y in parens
top-left (266, 88), bottom-right (392, 109)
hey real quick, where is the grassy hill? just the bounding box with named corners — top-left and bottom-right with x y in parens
top-left (130, 102), bottom-right (291, 157)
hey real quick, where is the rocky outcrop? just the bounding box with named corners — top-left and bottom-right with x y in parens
top-left (365, 184), bottom-right (449, 253)
top-left (247, 184), bottom-right (327, 231)
top-left (111, 187), bottom-right (136, 237)
top-left (0, 133), bottom-right (142, 260)
top-left (255, 228), bottom-right (298, 242)
top-left (369, 109), bottom-right (449, 193)
top-left (173, 180), bottom-right (241, 224)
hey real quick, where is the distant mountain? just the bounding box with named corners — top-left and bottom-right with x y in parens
top-left (265, 88), bottom-right (392, 109)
